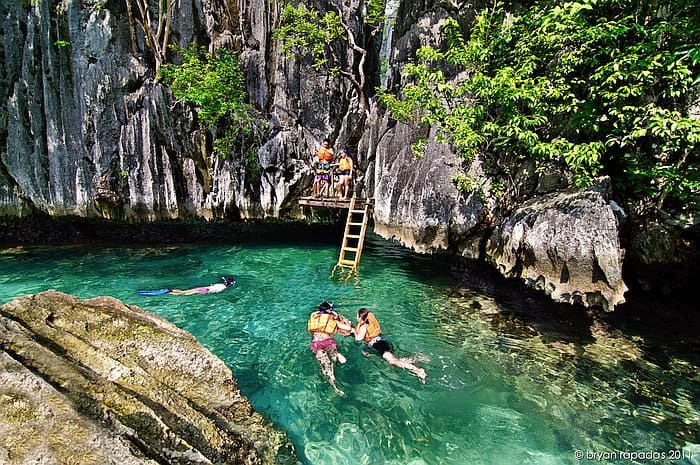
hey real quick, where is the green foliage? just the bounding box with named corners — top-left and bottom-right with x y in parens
top-left (159, 44), bottom-right (265, 164)
top-left (411, 137), bottom-right (428, 158)
top-left (454, 173), bottom-right (485, 200)
top-left (379, 0), bottom-right (700, 212)
top-left (159, 45), bottom-right (249, 129)
top-left (273, 4), bottom-right (345, 72)
top-left (274, 2), bottom-right (386, 72)
top-left (366, 0), bottom-right (385, 29)
top-left (53, 40), bottom-right (70, 47)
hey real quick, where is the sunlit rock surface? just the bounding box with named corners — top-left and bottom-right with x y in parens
top-left (5, 0), bottom-right (691, 311)
top-left (0, 291), bottom-right (295, 465)
top-left (485, 189), bottom-right (628, 311)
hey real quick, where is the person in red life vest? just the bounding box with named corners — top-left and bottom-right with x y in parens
top-left (312, 139), bottom-right (334, 197)
top-left (307, 301), bottom-right (354, 396)
top-left (354, 307), bottom-right (427, 383)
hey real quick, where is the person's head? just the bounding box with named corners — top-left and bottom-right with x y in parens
top-left (339, 148), bottom-right (349, 157)
top-left (319, 301), bottom-right (335, 312)
top-left (221, 276), bottom-right (236, 287)
top-left (322, 139), bottom-right (330, 148)
top-left (357, 307), bottom-right (370, 322)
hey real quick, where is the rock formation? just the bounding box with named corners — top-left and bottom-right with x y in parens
top-left (485, 190), bottom-right (628, 310)
top-left (2, 0), bottom-right (692, 310)
top-left (0, 291), bottom-right (295, 465)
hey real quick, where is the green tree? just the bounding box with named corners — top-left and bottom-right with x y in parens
top-left (159, 45), bottom-right (265, 177)
top-left (379, 0), bottom-right (699, 214)
top-left (274, 2), bottom-right (385, 112)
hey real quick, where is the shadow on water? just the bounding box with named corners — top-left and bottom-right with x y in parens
top-left (443, 254), bottom-right (700, 454)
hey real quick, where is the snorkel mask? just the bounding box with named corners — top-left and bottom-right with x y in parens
top-left (222, 276), bottom-right (236, 287)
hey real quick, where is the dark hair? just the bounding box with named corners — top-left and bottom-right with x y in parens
top-left (222, 276), bottom-right (236, 287)
top-left (357, 307), bottom-right (369, 320)
top-left (319, 301), bottom-right (334, 311)
top-left (322, 138), bottom-right (330, 144)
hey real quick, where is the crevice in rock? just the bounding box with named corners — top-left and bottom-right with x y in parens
top-left (560, 263), bottom-right (570, 284)
top-left (592, 257), bottom-right (611, 288)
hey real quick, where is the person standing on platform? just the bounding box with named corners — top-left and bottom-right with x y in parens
top-left (335, 148), bottom-right (354, 199)
top-left (312, 139), bottom-right (334, 197)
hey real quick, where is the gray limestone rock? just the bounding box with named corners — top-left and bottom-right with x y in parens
top-left (372, 122), bottom-right (485, 254)
top-left (0, 291), bottom-right (295, 465)
top-left (485, 190), bottom-right (628, 310)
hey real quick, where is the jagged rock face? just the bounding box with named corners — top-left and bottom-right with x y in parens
top-left (372, 122), bottom-right (485, 253)
top-left (0, 0), bottom-right (635, 310)
top-left (485, 190), bottom-right (628, 311)
top-left (0, 291), bottom-right (294, 465)
top-left (0, 0), bottom-right (345, 220)
top-left (2, 1), bottom-right (206, 219)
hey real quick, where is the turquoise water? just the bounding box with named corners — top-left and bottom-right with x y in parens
top-left (1, 236), bottom-right (698, 465)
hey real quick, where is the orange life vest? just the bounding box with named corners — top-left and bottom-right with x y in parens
top-left (317, 147), bottom-right (334, 162)
top-left (361, 312), bottom-right (382, 343)
top-left (307, 311), bottom-right (338, 335)
top-left (338, 157), bottom-right (352, 172)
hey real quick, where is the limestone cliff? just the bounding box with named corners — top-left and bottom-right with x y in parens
top-left (1, 0), bottom-right (689, 311)
top-left (0, 291), bottom-right (295, 465)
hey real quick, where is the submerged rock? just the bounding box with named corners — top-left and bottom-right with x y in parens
top-left (0, 291), bottom-right (295, 465)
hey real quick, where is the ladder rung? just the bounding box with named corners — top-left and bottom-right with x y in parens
top-left (339, 260), bottom-right (356, 266)
top-left (349, 222), bottom-right (363, 226)
top-left (350, 209), bottom-right (365, 214)
top-left (346, 234), bottom-right (361, 239)
top-left (343, 247), bottom-right (359, 252)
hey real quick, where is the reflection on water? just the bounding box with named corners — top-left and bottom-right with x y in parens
top-left (0, 237), bottom-right (697, 465)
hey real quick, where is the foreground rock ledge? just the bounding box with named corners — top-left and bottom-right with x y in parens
top-left (0, 291), bottom-right (295, 465)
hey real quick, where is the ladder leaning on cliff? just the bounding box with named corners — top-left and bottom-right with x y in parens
top-left (331, 196), bottom-right (371, 279)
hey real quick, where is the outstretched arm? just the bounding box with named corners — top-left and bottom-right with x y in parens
top-left (354, 323), bottom-right (367, 342)
top-left (335, 316), bottom-right (354, 337)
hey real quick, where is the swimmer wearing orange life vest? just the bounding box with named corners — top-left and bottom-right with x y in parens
top-left (354, 308), bottom-right (427, 384)
top-left (307, 301), bottom-right (354, 396)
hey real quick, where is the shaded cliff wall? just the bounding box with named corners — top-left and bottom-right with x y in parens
top-left (2, 0), bottom-right (202, 219)
top-left (0, 0), bottom-right (359, 220)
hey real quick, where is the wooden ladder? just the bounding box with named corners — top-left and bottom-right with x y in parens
top-left (333, 197), bottom-right (370, 276)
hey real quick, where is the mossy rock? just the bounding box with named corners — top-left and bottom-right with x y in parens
top-left (0, 291), bottom-right (297, 465)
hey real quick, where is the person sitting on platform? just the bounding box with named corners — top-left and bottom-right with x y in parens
top-left (335, 148), bottom-right (353, 199)
top-left (312, 139), bottom-right (334, 197)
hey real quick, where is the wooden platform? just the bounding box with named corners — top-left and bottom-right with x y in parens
top-left (298, 196), bottom-right (373, 209)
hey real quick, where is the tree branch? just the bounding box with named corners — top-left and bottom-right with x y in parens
top-left (335, 6), bottom-right (368, 112)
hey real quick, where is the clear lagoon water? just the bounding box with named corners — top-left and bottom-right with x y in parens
top-left (0, 235), bottom-right (698, 465)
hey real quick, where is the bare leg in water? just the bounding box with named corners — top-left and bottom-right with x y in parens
top-left (382, 352), bottom-right (427, 384)
top-left (315, 348), bottom-right (346, 396)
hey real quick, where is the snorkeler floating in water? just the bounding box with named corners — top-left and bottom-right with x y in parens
top-left (354, 307), bottom-right (427, 383)
top-left (307, 301), bottom-right (354, 396)
top-left (137, 276), bottom-right (236, 297)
